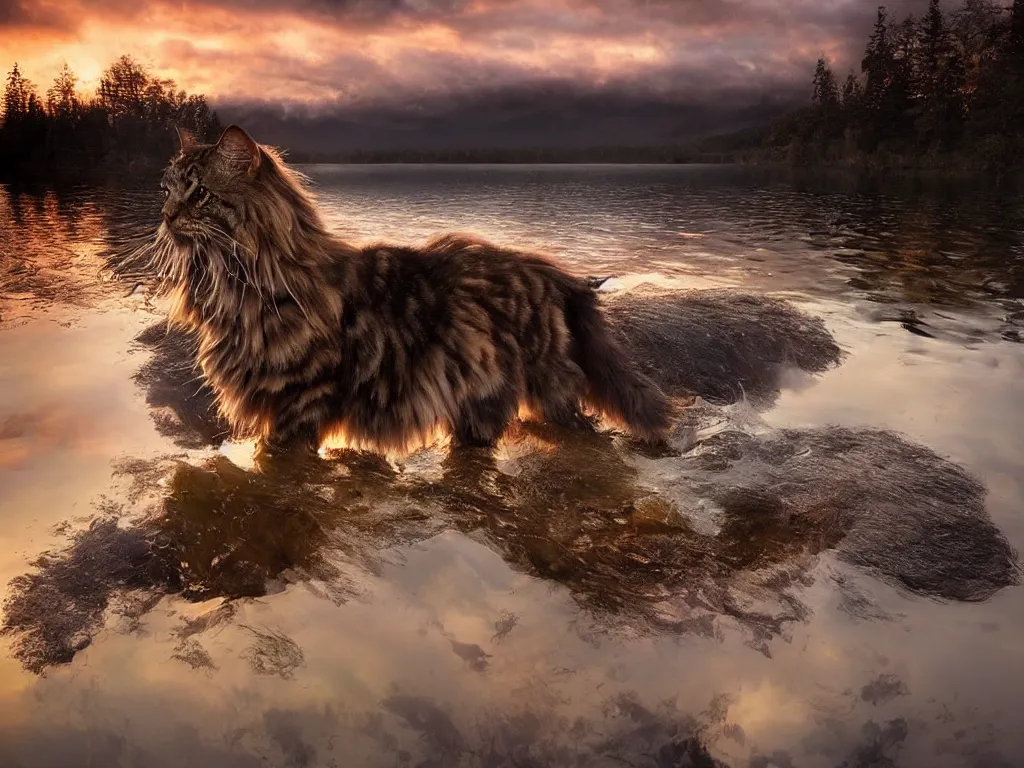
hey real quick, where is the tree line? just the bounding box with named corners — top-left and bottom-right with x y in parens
top-left (0, 55), bottom-right (221, 179)
top-left (753, 0), bottom-right (1024, 169)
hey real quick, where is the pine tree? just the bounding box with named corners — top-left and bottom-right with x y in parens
top-left (813, 58), bottom-right (840, 108)
top-left (892, 14), bottom-right (919, 106)
top-left (45, 64), bottom-right (80, 119)
top-left (3, 64), bottom-right (35, 125)
top-left (862, 6), bottom-right (893, 113)
top-left (921, 0), bottom-right (948, 85)
top-left (952, 0), bottom-right (1005, 91)
top-left (916, 0), bottom-right (966, 149)
top-left (46, 63), bottom-right (80, 118)
top-left (839, 72), bottom-right (864, 118)
top-left (1011, 0), bottom-right (1024, 65)
top-left (860, 7), bottom-right (916, 149)
top-left (0, 65), bottom-right (47, 170)
top-left (25, 93), bottom-right (44, 121)
top-left (1004, 0), bottom-right (1024, 157)
top-left (98, 55), bottom-right (150, 119)
top-left (810, 57), bottom-right (843, 149)
top-left (177, 93), bottom-right (222, 141)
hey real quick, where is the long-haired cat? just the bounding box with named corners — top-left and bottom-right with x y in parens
top-left (150, 125), bottom-right (671, 455)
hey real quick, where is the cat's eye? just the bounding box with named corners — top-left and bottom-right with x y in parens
top-left (160, 187), bottom-right (169, 198)
top-left (192, 185), bottom-right (212, 206)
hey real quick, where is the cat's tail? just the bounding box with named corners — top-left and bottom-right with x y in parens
top-left (563, 282), bottom-right (673, 441)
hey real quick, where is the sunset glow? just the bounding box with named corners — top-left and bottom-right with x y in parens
top-left (0, 0), bottom-right (905, 107)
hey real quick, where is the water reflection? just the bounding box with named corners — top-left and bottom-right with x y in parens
top-left (0, 672), bottom-right (1010, 767)
top-left (5, 390), bottom-right (1016, 676)
top-left (794, 174), bottom-right (1024, 309)
top-left (0, 688), bottom-right (739, 768)
top-left (1, 414), bottom-right (1017, 767)
top-left (3, 168), bottom-right (1024, 767)
top-left (0, 182), bottom-right (160, 325)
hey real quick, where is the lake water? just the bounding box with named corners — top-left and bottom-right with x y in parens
top-left (0, 165), bottom-right (1022, 768)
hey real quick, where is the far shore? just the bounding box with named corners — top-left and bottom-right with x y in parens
top-left (2, 154), bottom-right (1021, 188)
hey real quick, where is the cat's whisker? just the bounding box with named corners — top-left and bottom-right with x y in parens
top-left (276, 270), bottom-right (314, 325)
top-left (204, 225), bottom-right (258, 304)
top-left (212, 227), bottom-right (264, 307)
top-left (189, 377), bottom-right (211, 398)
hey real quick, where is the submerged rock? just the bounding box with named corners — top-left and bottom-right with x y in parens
top-left (601, 286), bottom-right (843, 407)
top-left (668, 416), bottom-right (1019, 603)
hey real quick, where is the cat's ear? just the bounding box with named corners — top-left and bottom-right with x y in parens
top-left (216, 125), bottom-right (261, 177)
top-left (175, 126), bottom-right (198, 154)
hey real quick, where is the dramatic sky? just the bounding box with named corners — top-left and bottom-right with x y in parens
top-left (0, 0), bottom-right (923, 150)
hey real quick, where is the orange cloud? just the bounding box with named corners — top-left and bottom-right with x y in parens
top-left (0, 0), bottom-right (863, 107)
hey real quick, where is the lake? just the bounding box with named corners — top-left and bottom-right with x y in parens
top-left (0, 164), bottom-right (1022, 767)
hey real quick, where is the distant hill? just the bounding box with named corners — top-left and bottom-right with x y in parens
top-left (217, 86), bottom-right (801, 158)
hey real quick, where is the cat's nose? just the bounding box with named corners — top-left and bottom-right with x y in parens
top-left (161, 200), bottom-right (181, 223)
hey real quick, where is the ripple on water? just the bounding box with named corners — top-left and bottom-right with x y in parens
top-left (2, 168), bottom-right (1023, 767)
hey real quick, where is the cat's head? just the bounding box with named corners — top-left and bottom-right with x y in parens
top-left (158, 125), bottom-right (263, 246)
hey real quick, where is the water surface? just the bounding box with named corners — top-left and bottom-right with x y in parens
top-left (0, 165), bottom-right (1022, 768)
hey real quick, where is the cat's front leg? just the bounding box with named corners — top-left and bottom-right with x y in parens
top-left (259, 418), bottom-right (321, 458)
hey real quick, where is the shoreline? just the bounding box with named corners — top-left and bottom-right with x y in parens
top-left (2, 157), bottom-right (1020, 186)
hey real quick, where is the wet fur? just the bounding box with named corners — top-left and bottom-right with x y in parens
top-left (150, 126), bottom-right (671, 454)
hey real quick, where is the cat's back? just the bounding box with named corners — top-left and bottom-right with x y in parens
top-left (354, 234), bottom-right (576, 303)
top-left (339, 237), bottom-right (514, 342)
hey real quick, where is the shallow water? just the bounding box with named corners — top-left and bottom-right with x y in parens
top-left (0, 165), bottom-right (1023, 768)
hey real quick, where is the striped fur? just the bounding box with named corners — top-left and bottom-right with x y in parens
top-left (150, 125), bottom-right (671, 454)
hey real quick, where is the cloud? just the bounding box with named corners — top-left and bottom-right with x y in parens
top-left (0, 0), bottom-right (74, 31)
top-left (0, 0), bottom-right (932, 148)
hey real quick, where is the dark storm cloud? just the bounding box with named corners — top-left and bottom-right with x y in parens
top-left (217, 79), bottom-right (805, 153)
top-left (0, 0), bottom-right (475, 31)
top-left (0, 0), bottom-right (73, 30)
top-left (0, 0), bottom-right (934, 150)
top-left (1, 0), bottom-right (927, 59)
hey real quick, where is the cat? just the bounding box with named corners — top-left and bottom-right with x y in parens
top-left (149, 125), bottom-right (672, 455)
